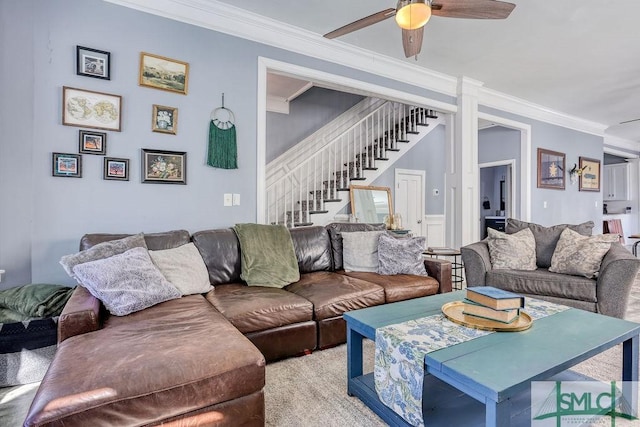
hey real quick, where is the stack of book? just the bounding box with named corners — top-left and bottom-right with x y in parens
top-left (463, 286), bottom-right (524, 324)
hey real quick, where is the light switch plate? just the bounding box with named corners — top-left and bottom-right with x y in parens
top-left (233, 194), bottom-right (240, 205)
top-left (224, 193), bottom-right (232, 206)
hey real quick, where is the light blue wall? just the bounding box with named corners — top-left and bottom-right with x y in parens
top-left (372, 124), bottom-right (446, 215)
top-left (266, 87), bottom-right (364, 162)
top-left (0, 0), bottom-right (455, 288)
top-left (480, 106), bottom-right (604, 230)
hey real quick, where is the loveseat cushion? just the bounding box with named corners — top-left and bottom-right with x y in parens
top-left (505, 219), bottom-right (594, 268)
top-left (289, 226), bottom-right (333, 273)
top-left (26, 295), bottom-right (265, 427)
top-left (340, 271), bottom-right (439, 303)
top-left (326, 222), bottom-right (386, 271)
top-left (285, 271), bottom-right (385, 320)
top-left (205, 284), bottom-right (313, 334)
top-left (192, 229), bottom-right (242, 285)
top-left (486, 268), bottom-right (596, 303)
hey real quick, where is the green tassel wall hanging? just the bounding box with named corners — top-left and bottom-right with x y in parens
top-left (207, 94), bottom-right (238, 169)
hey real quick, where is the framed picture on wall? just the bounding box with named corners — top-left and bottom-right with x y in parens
top-left (76, 46), bottom-right (111, 80)
top-left (78, 130), bottom-right (106, 155)
top-left (537, 148), bottom-right (565, 190)
top-left (141, 149), bottom-right (186, 184)
top-left (62, 86), bottom-right (122, 131)
top-left (52, 152), bottom-right (82, 178)
top-left (104, 157), bottom-right (129, 181)
top-left (152, 105), bottom-right (178, 134)
top-left (139, 52), bottom-right (189, 95)
top-left (579, 156), bottom-right (601, 192)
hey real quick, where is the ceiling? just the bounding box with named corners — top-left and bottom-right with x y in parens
top-left (216, 0), bottom-right (640, 143)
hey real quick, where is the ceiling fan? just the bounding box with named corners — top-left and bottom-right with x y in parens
top-left (324, 0), bottom-right (516, 58)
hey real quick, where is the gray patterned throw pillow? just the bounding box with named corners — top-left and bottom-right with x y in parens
top-left (72, 247), bottom-right (181, 316)
top-left (549, 228), bottom-right (619, 278)
top-left (377, 233), bottom-right (427, 276)
top-left (487, 227), bottom-right (537, 270)
top-left (60, 233), bottom-right (147, 281)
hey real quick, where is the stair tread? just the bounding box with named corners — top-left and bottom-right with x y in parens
top-left (308, 210), bottom-right (329, 214)
top-left (375, 157), bottom-right (389, 161)
top-left (349, 177), bottom-right (366, 181)
top-left (323, 199), bottom-right (342, 202)
top-left (387, 148), bottom-right (400, 152)
top-left (363, 167), bottom-right (377, 170)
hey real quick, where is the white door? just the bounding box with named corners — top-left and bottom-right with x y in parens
top-left (395, 169), bottom-right (425, 237)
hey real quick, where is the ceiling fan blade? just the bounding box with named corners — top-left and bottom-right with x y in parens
top-left (324, 8), bottom-right (396, 39)
top-left (432, 0), bottom-right (515, 19)
top-left (402, 27), bottom-right (424, 58)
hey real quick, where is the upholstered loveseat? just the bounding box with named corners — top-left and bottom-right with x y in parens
top-left (25, 223), bottom-right (451, 426)
top-left (461, 219), bottom-right (640, 319)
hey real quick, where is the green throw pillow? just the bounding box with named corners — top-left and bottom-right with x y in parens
top-left (233, 224), bottom-right (300, 288)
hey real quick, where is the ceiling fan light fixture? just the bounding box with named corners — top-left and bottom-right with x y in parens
top-left (395, 0), bottom-right (432, 30)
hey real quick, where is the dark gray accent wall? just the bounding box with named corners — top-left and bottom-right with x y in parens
top-left (0, 0), bottom-right (455, 288)
top-left (266, 87), bottom-right (364, 162)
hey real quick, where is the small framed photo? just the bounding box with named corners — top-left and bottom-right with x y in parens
top-left (579, 156), bottom-right (601, 192)
top-left (152, 105), bottom-right (178, 134)
top-left (104, 157), bottom-right (129, 181)
top-left (78, 130), bottom-right (106, 155)
top-left (139, 52), bottom-right (189, 95)
top-left (63, 86), bottom-right (122, 131)
top-left (537, 148), bottom-right (565, 190)
top-left (76, 46), bottom-right (110, 80)
top-left (52, 153), bottom-right (82, 178)
top-left (141, 149), bottom-right (186, 184)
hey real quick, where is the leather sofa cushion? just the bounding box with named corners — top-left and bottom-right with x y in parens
top-left (205, 284), bottom-right (313, 334)
top-left (486, 268), bottom-right (596, 303)
top-left (26, 295), bottom-right (265, 427)
top-left (289, 226), bottom-right (332, 273)
top-left (340, 271), bottom-right (439, 303)
top-left (80, 229), bottom-right (191, 251)
top-left (192, 229), bottom-right (242, 285)
top-left (325, 223), bottom-right (386, 270)
top-left (285, 271), bottom-right (385, 320)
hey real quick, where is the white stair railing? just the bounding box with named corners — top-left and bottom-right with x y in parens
top-left (265, 102), bottom-right (438, 226)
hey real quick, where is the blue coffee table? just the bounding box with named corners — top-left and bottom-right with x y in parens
top-left (344, 291), bottom-right (640, 427)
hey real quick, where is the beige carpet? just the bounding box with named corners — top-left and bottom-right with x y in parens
top-left (3, 281), bottom-right (640, 427)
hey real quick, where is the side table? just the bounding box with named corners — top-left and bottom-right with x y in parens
top-left (423, 247), bottom-right (464, 290)
top-left (628, 234), bottom-right (640, 256)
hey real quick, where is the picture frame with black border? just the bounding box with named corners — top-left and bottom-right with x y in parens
top-left (52, 152), bottom-right (82, 178)
top-left (104, 157), bottom-right (129, 181)
top-left (152, 104), bottom-right (178, 134)
top-left (76, 46), bottom-right (110, 80)
top-left (78, 130), bottom-right (106, 155)
top-left (141, 148), bottom-right (186, 184)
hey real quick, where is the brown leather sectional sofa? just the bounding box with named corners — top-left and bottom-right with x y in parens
top-left (24, 223), bottom-right (451, 427)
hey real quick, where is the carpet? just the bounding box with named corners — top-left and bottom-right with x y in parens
top-left (3, 282), bottom-right (640, 427)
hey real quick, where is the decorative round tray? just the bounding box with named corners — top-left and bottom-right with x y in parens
top-left (441, 301), bottom-right (533, 332)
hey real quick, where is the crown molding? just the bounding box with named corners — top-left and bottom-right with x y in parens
top-left (104, 0), bottom-right (458, 96)
top-left (604, 135), bottom-right (640, 154)
top-left (479, 87), bottom-right (608, 137)
top-left (106, 0), bottom-right (617, 139)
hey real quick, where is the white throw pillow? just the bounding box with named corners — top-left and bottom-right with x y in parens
top-left (341, 231), bottom-right (386, 272)
top-left (549, 228), bottom-right (619, 278)
top-left (72, 247), bottom-right (181, 316)
top-left (149, 243), bottom-right (213, 295)
top-left (487, 227), bottom-right (537, 271)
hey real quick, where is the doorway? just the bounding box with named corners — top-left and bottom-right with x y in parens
top-left (395, 169), bottom-right (426, 237)
top-left (479, 160), bottom-right (515, 238)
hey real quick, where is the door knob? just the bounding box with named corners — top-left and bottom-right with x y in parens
top-left (417, 219), bottom-right (422, 224)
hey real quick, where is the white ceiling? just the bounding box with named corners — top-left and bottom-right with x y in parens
top-left (216, 0), bottom-right (640, 142)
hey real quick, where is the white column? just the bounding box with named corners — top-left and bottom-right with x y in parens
top-left (446, 77), bottom-right (483, 248)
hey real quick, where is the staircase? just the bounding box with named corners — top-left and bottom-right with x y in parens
top-left (265, 99), bottom-right (442, 227)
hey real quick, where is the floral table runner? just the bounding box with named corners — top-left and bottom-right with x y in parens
top-left (374, 298), bottom-right (570, 426)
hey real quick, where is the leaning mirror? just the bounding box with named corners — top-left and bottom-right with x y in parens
top-left (349, 185), bottom-right (393, 223)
